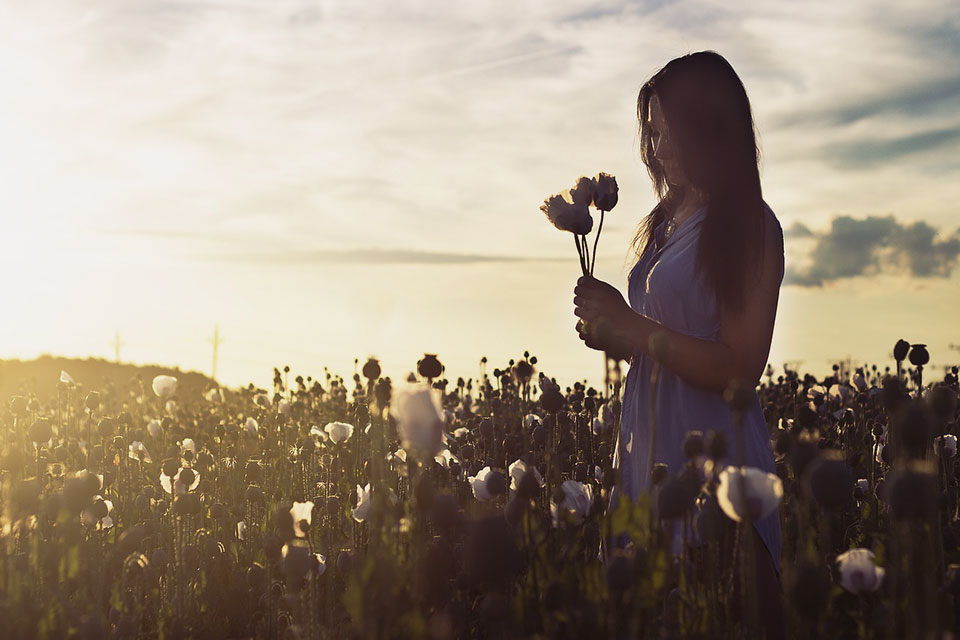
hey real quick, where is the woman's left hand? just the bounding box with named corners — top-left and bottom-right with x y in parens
top-left (573, 275), bottom-right (632, 331)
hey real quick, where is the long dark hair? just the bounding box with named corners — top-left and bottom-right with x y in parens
top-left (630, 51), bottom-right (768, 314)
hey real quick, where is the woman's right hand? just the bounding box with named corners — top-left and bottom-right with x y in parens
top-left (576, 318), bottom-right (633, 363)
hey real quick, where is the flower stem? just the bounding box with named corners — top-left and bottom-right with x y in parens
top-left (580, 234), bottom-right (591, 277)
top-left (591, 209), bottom-right (605, 275)
top-left (574, 234), bottom-right (587, 276)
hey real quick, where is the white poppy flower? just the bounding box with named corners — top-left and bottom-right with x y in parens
top-left (128, 441), bottom-right (152, 464)
top-left (716, 466), bottom-right (783, 523)
top-left (205, 387), bottom-right (224, 403)
top-left (244, 417), bottom-right (259, 436)
top-left (550, 480), bottom-right (594, 526)
top-left (935, 434), bottom-right (957, 458)
top-left (540, 193), bottom-right (593, 234)
top-left (523, 414), bottom-right (542, 429)
top-left (468, 466), bottom-right (494, 501)
top-left (81, 495), bottom-right (114, 530)
top-left (434, 448), bottom-right (459, 469)
top-left (160, 467), bottom-right (201, 495)
top-left (852, 372), bottom-right (867, 392)
top-left (592, 417), bottom-right (605, 436)
top-left (508, 459), bottom-right (544, 494)
top-left (875, 443), bottom-right (886, 465)
top-left (836, 548), bottom-right (885, 594)
top-left (829, 384), bottom-right (852, 403)
top-left (147, 419), bottom-right (162, 438)
top-left (392, 383), bottom-right (444, 457)
top-left (453, 427), bottom-right (470, 439)
top-left (278, 399), bottom-right (291, 416)
top-left (352, 484), bottom-right (372, 522)
top-left (290, 501), bottom-right (314, 537)
top-left (181, 438), bottom-right (197, 456)
top-left (152, 375), bottom-right (178, 399)
top-left (237, 520), bottom-right (247, 541)
top-left (60, 370), bottom-right (76, 385)
top-left (324, 422), bottom-right (355, 444)
top-left (313, 553), bottom-right (327, 577)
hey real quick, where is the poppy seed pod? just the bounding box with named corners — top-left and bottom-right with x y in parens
top-left (362, 358), bottom-right (381, 381)
top-left (892, 399), bottom-right (936, 459)
top-left (789, 439), bottom-right (819, 479)
top-left (682, 431), bottom-right (704, 459)
top-left (706, 430), bottom-right (728, 460)
top-left (908, 344), bottom-right (929, 367)
top-left (161, 458), bottom-right (180, 478)
top-left (694, 498), bottom-right (724, 542)
top-left (601, 467), bottom-right (619, 490)
top-left (884, 462), bottom-right (938, 521)
top-left (245, 485), bottom-right (264, 504)
top-left (418, 354), bottom-right (443, 379)
top-left (97, 418), bottom-right (115, 438)
top-left (802, 450), bottom-right (854, 511)
top-left (85, 392), bottom-right (101, 411)
top-left (540, 388), bottom-right (564, 413)
top-left (893, 339), bottom-right (910, 362)
top-left (929, 384), bottom-right (958, 424)
top-left (150, 548), bottom-right (169, 572)
top-left (246, 563), bottom-right (266, 593)
top-left (374, 379), bottom-right (392, 407)
top-left (174, 494), bottom-right (201, 516)
top-left (28, 419), bottom-right (53, 444)
top-left (657, 475), bottom-right (696, 519)
top-left (651, 463), bottom-right (669, 485)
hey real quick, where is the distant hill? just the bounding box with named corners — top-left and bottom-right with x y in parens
top-left (0, 355), bottom-right (218, 402)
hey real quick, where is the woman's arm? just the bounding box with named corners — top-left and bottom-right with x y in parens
top-left (611, 220), bottom-right (784, 393)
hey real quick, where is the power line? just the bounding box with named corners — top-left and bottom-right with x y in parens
top-left (209, 324), bottom-right (224, 381)
top-left (112, 329), bottom-right (124, 363)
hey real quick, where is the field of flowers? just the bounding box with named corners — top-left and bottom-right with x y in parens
top-left (0, 343), bottom-right (957, 639)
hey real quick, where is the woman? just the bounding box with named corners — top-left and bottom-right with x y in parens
top-left (572, 51), bottom-right (785, 635)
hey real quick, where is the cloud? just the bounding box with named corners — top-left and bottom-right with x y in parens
top-left (204, 247), bottom-right (569, 265)
top-left (783, 221), bottom-right (814, 238)
top-left (773, 74), bottom-right (960, 129)
top-left (785, 215), bottom-right (960, 286)
top-left (818, 125), bottom-right (960, 170)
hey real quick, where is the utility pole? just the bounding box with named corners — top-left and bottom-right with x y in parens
top-left (209, 324), bottom-right (223, 381)
top-left (112, 330), bottom-right (124, 363)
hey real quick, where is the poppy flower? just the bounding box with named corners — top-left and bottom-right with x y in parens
top-left (836, 548), bottom-right (884, 594)
top-left (716, 466), bottom-right (783, 522)
top-left (151, 375), bottom-right (177, 399)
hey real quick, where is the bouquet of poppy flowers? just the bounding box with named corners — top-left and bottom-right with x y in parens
top-left (540, 172), bottom-right (618, 277)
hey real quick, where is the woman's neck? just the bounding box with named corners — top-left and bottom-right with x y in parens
top-left (672, 192), bottom-right (707, 225)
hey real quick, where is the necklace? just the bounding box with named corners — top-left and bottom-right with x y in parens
top-left (663, 215), bottom-right (677, 239)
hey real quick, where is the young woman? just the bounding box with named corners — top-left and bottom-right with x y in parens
top-left (572, 51), bottom-right (785, 636)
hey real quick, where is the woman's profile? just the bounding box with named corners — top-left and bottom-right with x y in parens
top-left (572, 50), bottom-right (785, 637)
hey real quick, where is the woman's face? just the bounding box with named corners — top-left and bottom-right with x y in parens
top-left (647, 94), bottom-right (688, 188)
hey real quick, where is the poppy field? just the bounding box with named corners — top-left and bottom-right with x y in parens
top-left (0, 343), bottom-right (958, 639)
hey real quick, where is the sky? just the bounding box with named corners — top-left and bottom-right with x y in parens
top-left (0, 0), bottom-right (958, 393)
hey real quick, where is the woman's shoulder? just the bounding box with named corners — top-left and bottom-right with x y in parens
top-left (761, 199), bottom-right (782, 232)
top-left (760, 199), bottom-right (785, 278)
